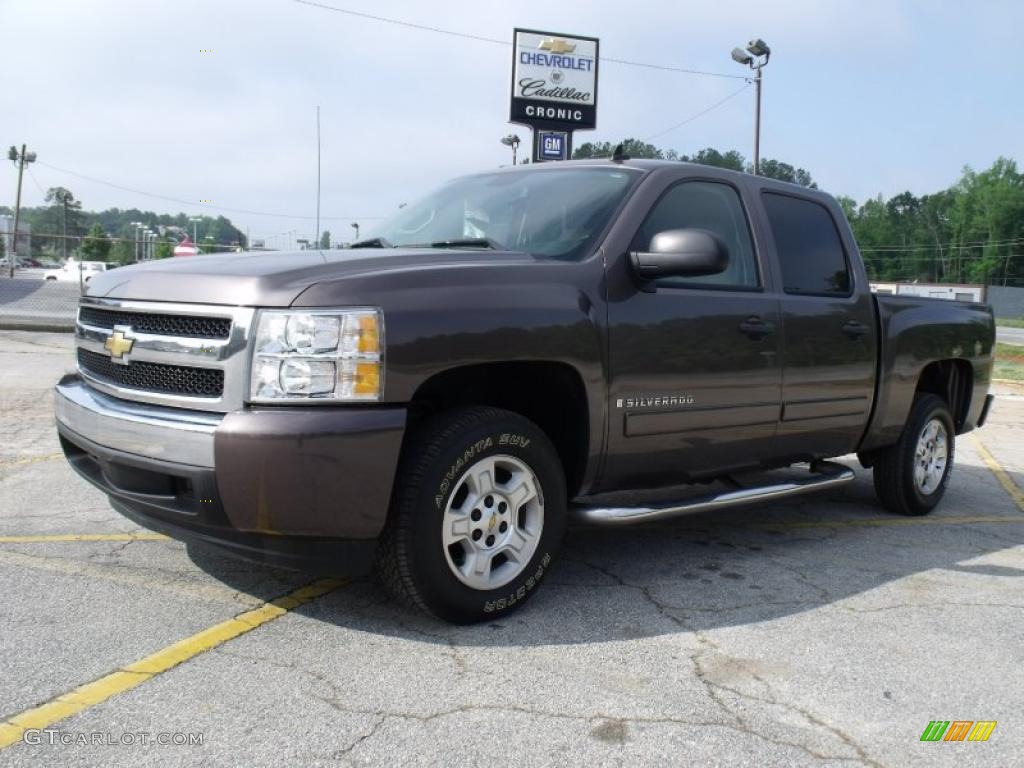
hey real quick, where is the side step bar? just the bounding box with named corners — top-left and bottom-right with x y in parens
top-left (572, 461), bottom-right (855, 526)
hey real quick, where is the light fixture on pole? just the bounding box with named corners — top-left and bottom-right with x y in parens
top-left (730, 38), bottom-right (771, 176)
top-left (500, 134), bottom-right (521, 165)
top-left (189, 216), bottom-right (202, 244)
top-left (351, 222), bottom-right (360, 242)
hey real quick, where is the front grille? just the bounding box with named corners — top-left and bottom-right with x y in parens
top-left (78, 306), bottom-right (231, 340)
top-left (78, 349), bottom-right (224, 398)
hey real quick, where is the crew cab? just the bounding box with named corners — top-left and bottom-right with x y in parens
top-left (54, 159), bottom-right (996, 623)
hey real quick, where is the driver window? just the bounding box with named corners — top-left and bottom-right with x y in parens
top-left (634, 181), bottom-right (760, 289)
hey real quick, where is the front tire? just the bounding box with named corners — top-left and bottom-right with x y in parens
top-left (872, 393), bottom-right (955, 515)
top-left (376, 406), bottom-right (566, 623)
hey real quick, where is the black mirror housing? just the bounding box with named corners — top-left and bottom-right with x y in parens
top-left (630, 229), bottom-right (730, 281)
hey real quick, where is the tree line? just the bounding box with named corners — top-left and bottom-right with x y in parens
top-left (0, 189), bottom-right (246, 264)
top-left (574, 140), bottom-right (1024, 286)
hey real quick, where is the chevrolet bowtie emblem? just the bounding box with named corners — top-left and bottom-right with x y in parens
top-left (104, 329), bottom-right (134, 359)
top-left (538, 37), bottom-right (576, 54)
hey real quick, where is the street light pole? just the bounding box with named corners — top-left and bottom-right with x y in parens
top-left (7, 144), bottom-right (36, 278)
top-left (501, 134), bottom-right (521, 166)
top-left (731, 39), bottom-right (771, 176)
top-left (753, 65), bottom-right (762, 176)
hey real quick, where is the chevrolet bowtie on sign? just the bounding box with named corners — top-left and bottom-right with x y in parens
top-left (510, 28), bottom-right (599, 132)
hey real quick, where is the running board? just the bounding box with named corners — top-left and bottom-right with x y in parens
top-left (572, 461), bottom-right (855, 526)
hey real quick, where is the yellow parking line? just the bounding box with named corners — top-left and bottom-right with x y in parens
top-left (0, 577), bottom-right (344, 750)
top-left (0, 533), bottom-right (169, 543)
top-left (972, 434), bottom-right (1024, 513)
top-left (0, 453), bottom-right (62, 470)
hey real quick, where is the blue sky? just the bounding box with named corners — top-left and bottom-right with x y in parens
top-left (4, 0), bottom-right (1022, 245)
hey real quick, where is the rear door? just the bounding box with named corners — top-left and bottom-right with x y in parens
top-left (758, 191), bottom-right (877, 460)
top-left (603, 175), bottom-right (783, 489)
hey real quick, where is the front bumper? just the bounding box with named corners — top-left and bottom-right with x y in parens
top-left (54, 374), bottom-right (407, 571)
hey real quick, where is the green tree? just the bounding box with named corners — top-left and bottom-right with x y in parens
top-left (319, 230), bottom-right (331, 249)
top-left (681, 147), bottom-right (746, 171)
top-left (79, 223), bottom-right (112, 262)
top-left (110, 240), bottom-right (134, 265)
top-left (572, 138), bottom-right (664, 159)
top-left (754, 159), bottom-right (817, 188)
top-left (154, 238), bottom-right (174, 260)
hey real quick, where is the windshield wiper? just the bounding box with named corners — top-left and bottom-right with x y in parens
top-left (349, 237), bottom-right (392, 249)
top-left (406, 238), bottom-right (504, 250)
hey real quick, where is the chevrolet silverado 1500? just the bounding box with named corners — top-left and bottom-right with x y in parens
top-left (54, 159), bottom-right (996, 622)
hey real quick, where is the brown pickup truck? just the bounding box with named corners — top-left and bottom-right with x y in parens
top-left (54, 159), bottom-right (996, 622)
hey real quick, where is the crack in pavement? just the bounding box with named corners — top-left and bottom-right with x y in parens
top-left (564, 553), bottom-right (885, 767)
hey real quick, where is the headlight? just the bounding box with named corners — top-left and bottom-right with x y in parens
top-left (249, 309), bottom-right (383, 402)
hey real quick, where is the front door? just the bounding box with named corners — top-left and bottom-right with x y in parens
top-left (603, 178), bottom-right (783, 490)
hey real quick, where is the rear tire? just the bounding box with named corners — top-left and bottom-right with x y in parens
top-left (872, 393), bottom-right (955, 516)
top-left (376, 406), bottom-right (566, 623)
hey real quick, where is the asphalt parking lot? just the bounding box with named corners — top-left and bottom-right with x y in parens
top-left (0, 330), bottom-right (1021, 767)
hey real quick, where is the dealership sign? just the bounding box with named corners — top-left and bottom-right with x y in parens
top-left (510, 28), bottom-right (599, 133)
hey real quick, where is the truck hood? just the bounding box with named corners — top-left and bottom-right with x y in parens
top-left (84, 248), bottom-right (537, 307)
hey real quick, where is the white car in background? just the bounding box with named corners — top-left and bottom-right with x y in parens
top-left (44, 261), bottom-right (113, 283)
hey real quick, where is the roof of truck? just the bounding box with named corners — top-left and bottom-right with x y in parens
top-left (491, 157), bottom-right (835, 199)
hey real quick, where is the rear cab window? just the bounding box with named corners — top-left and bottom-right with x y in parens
top-left (761, 192), bottom-right (851, 296)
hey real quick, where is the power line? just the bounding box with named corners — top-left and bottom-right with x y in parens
top-left (643, 83), bottom-right (751, 141)
top-left (34, 161), bottom-right (385, 221)
top-left (291, 0), bottom-right (747, 81)
top-left (25, 166), bottom-right (47, 196)
top-left (860, 253), bottom-right (991, 262)
top-left (859, 237), bottom-right (1024, 252)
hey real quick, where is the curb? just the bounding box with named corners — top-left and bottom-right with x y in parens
top-left (0, 320), bottom-right (75, 333)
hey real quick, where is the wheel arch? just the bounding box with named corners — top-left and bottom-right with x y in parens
top-left (406, 361), bottom-right (591, 497)
top-left (914, 358), bottom-right (973, 433)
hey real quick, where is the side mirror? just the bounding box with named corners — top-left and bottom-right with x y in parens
top-left (630, 228), bottom-right (729, 282)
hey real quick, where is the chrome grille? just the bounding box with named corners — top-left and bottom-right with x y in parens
top-left (75, 299), bottom-right (256, 412)
top-left (79, 306), bottom-right (231, 339)
top-left (78, 349), bottom-right (225, 397)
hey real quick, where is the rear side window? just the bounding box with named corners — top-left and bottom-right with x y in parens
top-left (762, 193), bottom-right (851, 296)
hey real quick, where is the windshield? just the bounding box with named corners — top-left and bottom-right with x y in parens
top-left (362, 167), bottom-right (640, 259)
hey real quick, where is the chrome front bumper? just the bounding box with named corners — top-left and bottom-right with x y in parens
top-left (54, 375), bottom-right (222, 467)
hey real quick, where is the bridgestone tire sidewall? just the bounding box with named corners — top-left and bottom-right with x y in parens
top-left (407, 418), bottom-right (566, 623)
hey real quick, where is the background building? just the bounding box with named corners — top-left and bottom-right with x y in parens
top-left (0, 215), bottom-right (32, 259)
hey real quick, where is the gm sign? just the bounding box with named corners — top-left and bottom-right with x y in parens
top-left (536, 131), bottom-right (569, 162)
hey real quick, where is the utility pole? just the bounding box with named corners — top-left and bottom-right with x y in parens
top-left (57, 190), bottom-right (80, 263)
top-left (316, 105), bottom-right (321, 248)
top-left (61, 196), bottom-right (69, 263)
top-left (7, 144), bottom-right (36, 278)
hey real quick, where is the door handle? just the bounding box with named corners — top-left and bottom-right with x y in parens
top-left (842, 320), bottom-right (871, 339)
top-left (738, 316), bottom-right (775, 340)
